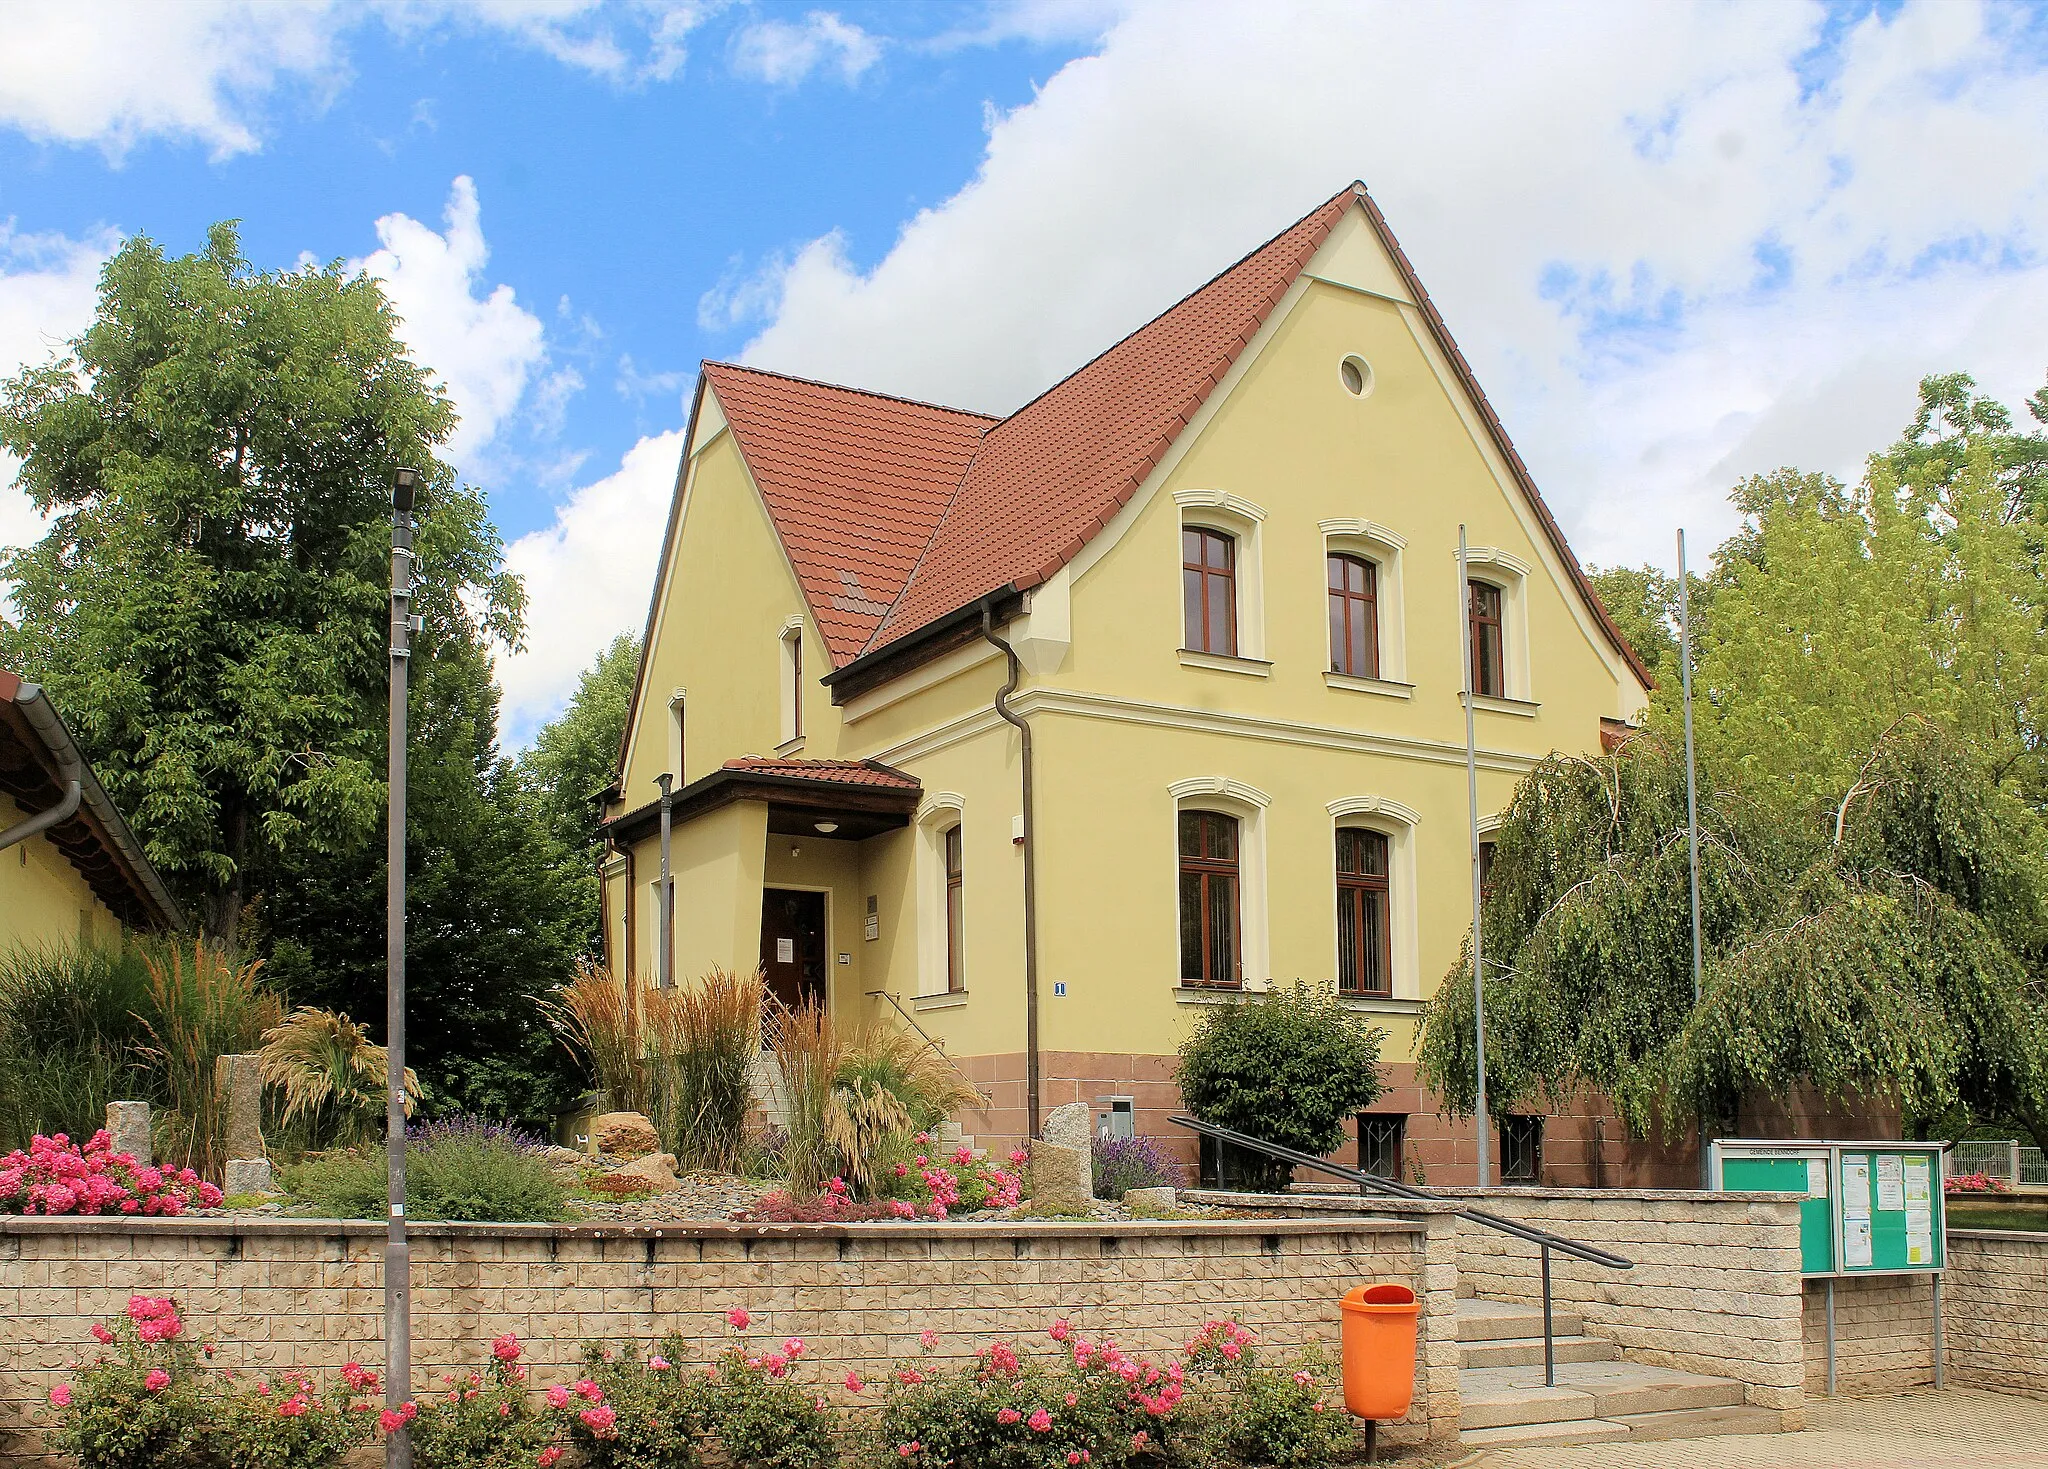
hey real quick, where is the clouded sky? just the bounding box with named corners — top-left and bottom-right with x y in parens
top-left (3, 0), bottom-right (2045, 744)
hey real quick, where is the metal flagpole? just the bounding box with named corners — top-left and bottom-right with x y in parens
top-left (1459, 525), bottom-right (1490, 1188)
top-left (385, 467), bottom-right (420, 1469)
top-left (656, 774), bottom-right (674, 991)
top-left (1677, 529), bottom-right (1708, 1189)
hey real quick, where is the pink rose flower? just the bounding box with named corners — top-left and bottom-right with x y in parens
top-left (844, 1372), bottom-right (865, 1393)
top-left (782, 1337), bottom-right (806, 1358)
top-left (1049, 1319), bottom-right (1071, 1343)
top-left (539, 1451), bottom-right (563, 1468)
top-left (579, 1405), bottom-right (618, 1438)
top-left (573, 1379), bottom-right (604, 1402)
top-left (726, 1307), bottom-right (750, 1330)
top-left (547, 1385), bottom-right (571, 1409)
top-left (920, 1329), bottom-right (938, 1350)
top-left (90, 1324), bottom-right (114, 1344)
top-left (144, 1370), bottom-right (170, 1393)
top-left (1028, 1409), bottom-right (1053, 1432)
top-left (279, 1396), bottom-right (308, 1417)
top-left (49, 1384), bottom-right (71, 1407)
top-left (649, 1356), bottom-right (671, 1371)
top-left (491, 1333), bottom-right (522, 1362)
top-left (996, 1408), bottom-right (1021, 1425)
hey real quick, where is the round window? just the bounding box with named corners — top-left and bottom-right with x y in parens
top-left (1340, 355), bottom-right (1374, 398)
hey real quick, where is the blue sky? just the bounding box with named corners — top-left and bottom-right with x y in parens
top-left (3, 1), bottom-right (2046, 742)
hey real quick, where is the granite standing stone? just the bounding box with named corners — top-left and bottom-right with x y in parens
top-left (1041, 1101), bottom-right (1095, 1149)
top-left (105, 1101), bottom-right (152, 1166)
top-left (1027, 1139), bottom-right (1095, 1210)
top-left (222, 1158), bottom-right (273, 1196)
top-left (216, 1053), bottom-right (265, 1161)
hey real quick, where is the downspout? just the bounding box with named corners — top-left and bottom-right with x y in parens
top-left (980, 603), bottom-right (1041, 1141)
top-left (0, 684), bottom-right (83, 853)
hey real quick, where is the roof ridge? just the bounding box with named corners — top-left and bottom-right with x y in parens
top-left (974, 182), bottom-right (1364, 433)
top-left (705, 359), bottom-right (1001, 422)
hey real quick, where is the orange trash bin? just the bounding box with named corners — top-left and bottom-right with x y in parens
top-left (1339, 1283), bottom-right (1419, 1422)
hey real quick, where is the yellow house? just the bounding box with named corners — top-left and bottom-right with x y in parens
top-left (602, 184), bottom-right (1651, 1185)
top-left (1, 671), bottom-right (185, 949)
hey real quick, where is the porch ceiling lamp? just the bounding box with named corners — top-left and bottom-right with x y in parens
top-left (814, 821), bottom-right (839, 834)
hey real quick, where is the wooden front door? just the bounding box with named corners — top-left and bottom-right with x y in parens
top-left (760, 889), bottom-right (828, 1014)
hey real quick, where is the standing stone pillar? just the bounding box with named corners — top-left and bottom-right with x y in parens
top-left (216, 1053), bottom-right (272, 1195)
top-left (105, 1101), bottom-right (153, 1166)
top-left (1027, 1100), bottom-right (1098, 1209)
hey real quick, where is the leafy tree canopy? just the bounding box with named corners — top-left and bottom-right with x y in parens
top-left (0, 222), bottom-right (521, 945)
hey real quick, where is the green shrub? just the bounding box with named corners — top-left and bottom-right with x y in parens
top-left (408, 1336), bottom-right (551, 1469)
top-left (0, 942), bottom-right (157, 1152)
top-left (214, 1364), bottom-right (378, 1469)
top-left (704, 1321), bottom-right (838, 1469)
top-left (549, 1338), bottom-right (706, 1469)
top-left (1177, 1325), bottom-right (1352, 1468)
top-left (47, 1296), bottom-right (213, 1469)
top-left (1175, 982), bottom-right (1385, 1191)
top-left (281, 1119), bottom-right (569, 1222)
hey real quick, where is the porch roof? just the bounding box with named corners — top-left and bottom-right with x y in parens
top-left (606, 757), bottom-right (922, 847)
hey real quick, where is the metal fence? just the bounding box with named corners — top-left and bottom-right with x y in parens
top-left (1942, 1140), bottom-right (2048, 1188)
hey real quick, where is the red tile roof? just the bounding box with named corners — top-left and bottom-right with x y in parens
top-left (701, 363), bottom-right (993, 664)
top-left (689, 182), bottom-right (1650, 687)
top-left (719, 757), bottom-right (921, 790)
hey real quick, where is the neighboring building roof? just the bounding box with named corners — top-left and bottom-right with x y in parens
top-left (719, 757), bottom-right (922, 790)
top-left (648, 180), bottom-right (1649, 728)
top-left (702, 363), bottom-right (994, 664)
top-left (0, 671), bottom-right (186, 932)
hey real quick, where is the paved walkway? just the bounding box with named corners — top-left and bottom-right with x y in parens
top-left (1461, 1388), bottom-right (2048, 1468)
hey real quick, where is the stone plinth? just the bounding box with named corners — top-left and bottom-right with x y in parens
top-left (104, 1102), bottom-right (152, 1166)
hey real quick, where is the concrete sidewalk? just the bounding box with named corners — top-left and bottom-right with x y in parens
top-left (1461, 1388), bottom-right (2048, 1468)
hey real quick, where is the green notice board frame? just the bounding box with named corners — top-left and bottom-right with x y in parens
top-left (1710, 1140), bottom-right (1946, 1278)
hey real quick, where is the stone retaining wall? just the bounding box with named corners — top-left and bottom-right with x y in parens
top-left (0, 1214), bottom-right (1457, 1460)
top-left (1802, 1230), bottom-right (2048, 1397)
top-left (1442, 1186), bottom-right (1808, 1419)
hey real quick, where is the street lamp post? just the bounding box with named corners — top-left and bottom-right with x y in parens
top-left (385, 466), bottom-right (421, 1469)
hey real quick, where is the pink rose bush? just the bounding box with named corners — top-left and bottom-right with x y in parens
top-left (1944, 1171), bottom-right (2013, 1194)
top-left (44, 1304), bottom-right (1351, 1469)
top-left (0, 1131), bottom-right (222, 1216)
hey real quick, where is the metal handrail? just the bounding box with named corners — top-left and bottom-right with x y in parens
top-left (1171, 1115), bottom-right (1631, 1387)
top-left (863, 991), bottom-right (994, 1107)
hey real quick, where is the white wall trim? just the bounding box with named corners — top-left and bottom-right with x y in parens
top-left (1169, 775), bottom-right (1272, 809)
top-left (1319, 517), bottom-right (1406, 549)
top-left (1325, 794), bottom-right (1422, 825)
top-left (1172, 488), bottom-right (1269, 523)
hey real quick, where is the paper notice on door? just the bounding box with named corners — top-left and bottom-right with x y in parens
top-left (1841, 1156), bottom-right (1872, 1215)
top-left (1876, 1154), bottom-right (1905, 1211)
top-left (776, 937), bottom-right (795, 964)
top-left (1806, 1158), bottom-right (1829, 1197)
top-left (1844, 1214), bottom-right (1874, 1268)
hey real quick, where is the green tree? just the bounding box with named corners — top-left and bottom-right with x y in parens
top-left (1419, 722), bottom-right (2048, 1152)
top-left (1584, 563), bottom-right (1707, 689)
top-left (0, 223), bottom-right (520, 944)
top-left (1877, 370), bottom-right (2048, 527)
top-left (510, 631), bottom-right (639, 957)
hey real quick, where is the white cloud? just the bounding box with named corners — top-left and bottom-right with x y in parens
top-left (0, 1), bottom-right (720, 158)
top-left (356, 177), bottom-right (554, 465)
top-left (726, 0), bottom-right (2048, 571)
top-left (497, 427), bottom-right (685, 742)
top-left (729, 11), bottom-right (881, 86)
top-left (0, 227), bottom-right (115, 555)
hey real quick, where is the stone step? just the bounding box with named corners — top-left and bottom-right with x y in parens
top-left (1459, 1404), bottom-right (1783, 1448)
top-left (1459, 1334), bottom-right (1617, 1369)
top-left (1456, 1297), bottom-right (1584, 1343)
top-left (1457, 1361), bottom-right (1748, 1432)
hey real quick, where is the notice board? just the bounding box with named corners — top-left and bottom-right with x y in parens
top-left (1710, 1140), bottom-right (1945, 1278)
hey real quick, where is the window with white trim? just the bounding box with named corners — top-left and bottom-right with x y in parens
top-left (1170, 778), bottom-right (1270, 990)
top-left (1173, 491), bottom-right (1266, 661)
top-left (777, 621), bottom-right (805, 747)
top-left (1326, 798), bottom-right (1421, 1000)
top-left (1457, 548), bottom-right (1532, 701)
top-left (1320, 521), bottom-right (1407, 684)
top-left (915, 796), bottom-right (967, 997)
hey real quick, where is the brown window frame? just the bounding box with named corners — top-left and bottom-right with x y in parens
top-left (1468, 579), bottom-right (1505, 699)
top-left (1182, 527), bottom-right (1238, 656)
top-left (1335, 827), bottom-right (1392, 998)
top-left (1327, 552), bottom-right (1379, 679)
top-left (1177, 809), bottom-right (1242, 990)
top-left (943, 824), bottom-right (965, 994)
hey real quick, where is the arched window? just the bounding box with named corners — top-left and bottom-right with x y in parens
top-left (1468, 579), bottom-right (1504, 698)
top-left (1335, 828), bottom-right (1391, 997)
top-left (1327, 552), bottom-right (1379, 679)
top-left (943, 823), bottom-right (964, 994)
top-left (1182, 528), bottom-right (1237, 655)
top-left (1178, 809), bottom-right (1241, 989)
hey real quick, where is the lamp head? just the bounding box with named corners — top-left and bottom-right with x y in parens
top-left (392, 466), bottom-right (421, 514)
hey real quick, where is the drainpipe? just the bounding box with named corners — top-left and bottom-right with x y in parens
top-left (981, 603), bottom-right (1041, 1141)
top-left (0, 685), bottom-right (83, 853)
top-left (656, 773), bottom-right (674, 993)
